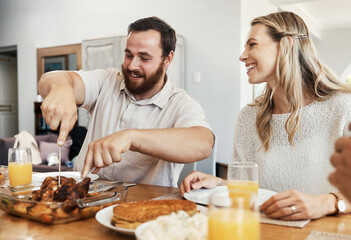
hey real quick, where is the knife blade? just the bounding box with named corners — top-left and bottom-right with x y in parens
top-left (58, 145), bottom-right (62, 186)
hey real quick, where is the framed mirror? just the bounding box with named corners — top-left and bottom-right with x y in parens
top-left (37, 43), bottom-right (82, 83)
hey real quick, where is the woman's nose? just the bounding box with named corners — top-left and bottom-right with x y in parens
top-left (239, 49), bottom-right (248, 62)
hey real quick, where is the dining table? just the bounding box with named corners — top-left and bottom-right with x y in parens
top-left (1, 183), bottom-right (351, 240)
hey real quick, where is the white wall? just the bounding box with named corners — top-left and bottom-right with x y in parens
top-left (0, 0), bottom-right (242, 164)
top-left (240, 0), bottom-right (277, 108)
top-left (314, 27), bottom-right (351, 81)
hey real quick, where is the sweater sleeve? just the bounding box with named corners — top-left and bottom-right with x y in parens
top-left (333, 93), bottom-right (351, 136)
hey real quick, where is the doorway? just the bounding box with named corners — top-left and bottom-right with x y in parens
top-left (0, 46), bottom-right (18, 138)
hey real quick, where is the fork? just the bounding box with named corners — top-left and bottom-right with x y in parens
top-left (77, 167), bottom-right (97, 183)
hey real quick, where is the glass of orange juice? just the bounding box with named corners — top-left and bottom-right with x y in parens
top-left (227, 162), bottom-right (258, 208)
top-left (8, 148), bottom-right (33, 194)
top-left (208, 189), bottom-right (260, 240)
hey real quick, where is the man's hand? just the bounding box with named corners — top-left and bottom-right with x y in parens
top-left (38, 71), bottom-right (84, 145)
top-left (81, 130), bottom-right (134, 178)
top-left (41, 84), bottom-right (78, 145)
top-left (80, 127), bottom-right (214, 179)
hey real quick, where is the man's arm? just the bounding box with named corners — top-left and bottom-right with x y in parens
top-left (38, 71), bottom-right (85, 144)
top-left (131, 126), bottom-right (214, 162)
top-left (81, 126), bottom-right (214, 177)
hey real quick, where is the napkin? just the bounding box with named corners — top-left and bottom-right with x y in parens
top-left (260, 213), bottom-right (310, 228)
top-left (306, 231), bottom-right (351, 240)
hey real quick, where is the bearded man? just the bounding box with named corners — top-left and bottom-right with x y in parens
top-left (38, 17), bottom-right (214, 187)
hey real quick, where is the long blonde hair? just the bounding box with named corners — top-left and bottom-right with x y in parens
top-left (251, 11), bottom-right (351, 151)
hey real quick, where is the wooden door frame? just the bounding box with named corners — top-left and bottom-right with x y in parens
top-left (37, 43), bottom-right (82, 83)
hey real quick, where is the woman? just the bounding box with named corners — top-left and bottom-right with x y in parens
top-left (180, 11), bottom-right (351, 220)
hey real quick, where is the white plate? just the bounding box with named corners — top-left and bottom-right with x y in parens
top-left (32, 171), bottom-right (99, 186)
top-left (183, 186), bottom-right (277, 206)
top-left (96, 204), bottom-right (135, 235)
top-left (95, 204), bottom-right (208, 236)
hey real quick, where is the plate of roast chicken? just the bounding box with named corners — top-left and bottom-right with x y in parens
top-left (0, 174), bottom-right (127, 224)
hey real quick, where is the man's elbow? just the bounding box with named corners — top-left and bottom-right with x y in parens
top-left (199, 129), bottom-right (215, 160)
top-left (202, 139), bottom-right (214, 159)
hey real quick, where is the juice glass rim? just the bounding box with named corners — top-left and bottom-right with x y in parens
top-left (8, 147), bottom-right (32, 164)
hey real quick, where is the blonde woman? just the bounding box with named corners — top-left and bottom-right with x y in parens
top-left (180, 11), bottom-right (351, 220)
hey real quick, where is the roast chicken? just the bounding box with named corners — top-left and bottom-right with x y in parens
top-left (32, 176), bottom-right (90, 202)
top-left (0, 175), bottom-right (123, 224)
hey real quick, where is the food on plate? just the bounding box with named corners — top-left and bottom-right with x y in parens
top-left (111, 199), bottom-right (198, 229)
top-left (137, 210), bottom-right (208, 240)
top-left (0, 176), bottom-right (123, 224)
top-left (32, 176), bottom-right (90, 202)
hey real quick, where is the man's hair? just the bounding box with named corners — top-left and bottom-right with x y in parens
top-left (128, 16), bottom-right (176, 57)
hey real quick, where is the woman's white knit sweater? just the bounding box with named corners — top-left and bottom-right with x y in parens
top-left (233, 92), bottom-right (351, 195)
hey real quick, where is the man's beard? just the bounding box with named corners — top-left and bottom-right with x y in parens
top-left (122, 61), bottom-right (166, 96)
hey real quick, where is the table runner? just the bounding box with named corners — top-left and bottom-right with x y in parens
top-left (152, 191), bottom-right (182, 200)
top-left (306, 231), bottom-right (351, 240)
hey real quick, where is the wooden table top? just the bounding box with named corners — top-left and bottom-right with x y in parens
top-left (0, 183), bottom-right (351, 240)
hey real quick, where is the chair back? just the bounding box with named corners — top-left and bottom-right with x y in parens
top-left (196, 137), bottom-right (217, 175)
top-left (177, 161), bottom-right (197, 187)
top-left (177, 138), bottom-right (218, 186)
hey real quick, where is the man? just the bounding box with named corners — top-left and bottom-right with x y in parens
top-left (330, 123), bottom-right (351, 202)
top-left (38, 17), bottom-right (214, 187)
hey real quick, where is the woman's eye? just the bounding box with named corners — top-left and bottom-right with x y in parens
top-left (141, 57), bottom-right (150, 61)
top-left (249, 43), bottom-right (256, 47)
top-left (125, 54), bottom-right (133, 59)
